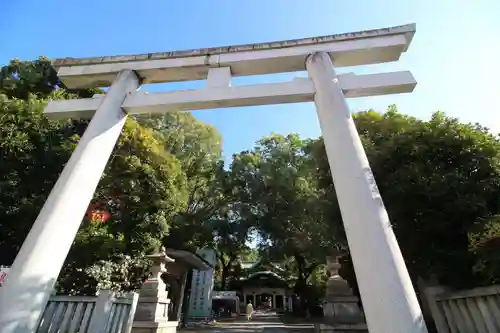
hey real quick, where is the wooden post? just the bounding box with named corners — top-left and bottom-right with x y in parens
top-left (175, 272), bottom-right (188, 321)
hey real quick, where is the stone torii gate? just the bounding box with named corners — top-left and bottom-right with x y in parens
top-left (0, 24), bottom-right (428, 333)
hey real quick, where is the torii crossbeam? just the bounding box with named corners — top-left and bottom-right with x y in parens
top-left (0, 24), bottom-right (428, 333)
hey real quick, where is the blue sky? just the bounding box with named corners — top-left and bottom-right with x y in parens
top-left (2, 0), bottom-right (499, 164)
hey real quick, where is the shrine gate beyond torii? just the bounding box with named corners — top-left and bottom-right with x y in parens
top-left (0, 24), bottom-right (429, 333)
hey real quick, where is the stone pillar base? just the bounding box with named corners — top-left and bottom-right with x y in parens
top-left (134, 297), bottom-right (171, 322)
top-left (323, 296), bottom-right (364, 325)
top-left (132, 320), bottom-right (178, 333)
top-left (314, 323), bottom-right (368, 333)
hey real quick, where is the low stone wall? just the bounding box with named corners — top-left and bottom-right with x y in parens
top-left (424, 284), bottom-right (500, 333)
top-left (36, 290), bottom-right (138, 333)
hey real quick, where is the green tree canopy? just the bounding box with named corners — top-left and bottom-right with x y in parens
top-left (137, 112), bottom-right (226, 251)
top-left (1, 57), bottom-right (101, 99)
top-left (229, 133), bottom-right (343, 297)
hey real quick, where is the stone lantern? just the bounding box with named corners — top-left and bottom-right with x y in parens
top-left (141, 247), bottom-right (175, 299)
top-left (132, 247), bottom-right (178, 333)
top-left (316, 250), bottom-right (367, 333)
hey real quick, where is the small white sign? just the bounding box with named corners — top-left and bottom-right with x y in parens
top-left (0, 267), bottom-right (10, 288)
top-left (213, 291), bottom-right (236, 297)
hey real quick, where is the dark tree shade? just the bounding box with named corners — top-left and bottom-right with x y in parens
top-left (0, 57), bottom-right (102, 100)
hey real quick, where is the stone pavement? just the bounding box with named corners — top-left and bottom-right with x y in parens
top-left (180, 310), bottom-right (314, 333)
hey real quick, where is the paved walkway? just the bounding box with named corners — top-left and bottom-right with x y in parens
top-left (181, 310), bottom-right (314, 333)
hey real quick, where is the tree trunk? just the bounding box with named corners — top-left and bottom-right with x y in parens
top-left (221, 264), bottom-right (230, 290)
top-left (219, 252), bottom-right (236, 290)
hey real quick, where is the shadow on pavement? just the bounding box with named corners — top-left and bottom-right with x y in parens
top-left (179, 309), bottom-right (314, 332)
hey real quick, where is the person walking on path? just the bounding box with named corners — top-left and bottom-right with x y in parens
top-left (246, 301), bottom-right (254, 321)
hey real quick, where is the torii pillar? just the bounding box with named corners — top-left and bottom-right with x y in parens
top-left (0, 70), bottom-right (140, 333)
top-left (307, 51), bottom-right (427, 333)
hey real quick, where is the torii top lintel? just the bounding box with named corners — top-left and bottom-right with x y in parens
top-left (52, 24), bottom-right (416, 89)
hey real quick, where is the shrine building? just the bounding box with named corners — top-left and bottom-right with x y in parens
top-left (229, 259), bottom-right (294, 312)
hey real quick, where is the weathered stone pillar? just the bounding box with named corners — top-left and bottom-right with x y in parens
top-left (0, 70), bottom-right (140, 333)
top-left (306, 51), bottom-right (428, 333)
top-left (132, 248), bottom-right (178, 333)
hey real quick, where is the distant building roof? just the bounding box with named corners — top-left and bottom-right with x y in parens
top-left (243, 271), bottom-right (284, 281)
top-left (240, 261), bottom-right (258, 269)
top-left (166, 249), bottom-right (213, 270)
top-left (231, 270), bottom-right (289, 289)
top-left (240, 259), bottom-right (284, 271)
